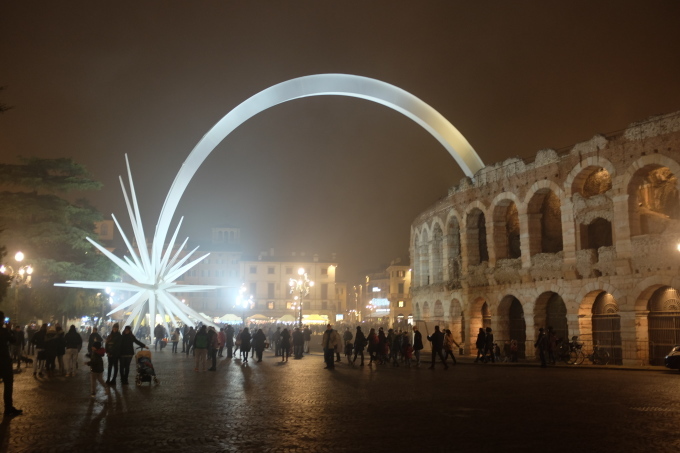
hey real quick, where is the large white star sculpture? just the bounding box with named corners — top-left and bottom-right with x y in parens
top-left (56, 155), bottom-right (220, 335)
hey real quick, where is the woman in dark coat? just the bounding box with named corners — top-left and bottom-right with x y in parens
top-left (240, 327), bottom-right (251, 364)
top-left (366, 328), bottom-right (378, 366)
top-left (279, 328), bottom-right (291, 362)
top-left (105, 323), bottom-right (122, 385)
top-left (119, 325), bottom-right (146, 385)
top-left (377, 328), bottom-right (388, 364)
top-left (252, 328), bottom-right (267, 362)
top-left (352, 326), bottom-right (367, 366)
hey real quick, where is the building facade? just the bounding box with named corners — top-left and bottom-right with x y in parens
top-left (410, 111), bottom-right (680, 366)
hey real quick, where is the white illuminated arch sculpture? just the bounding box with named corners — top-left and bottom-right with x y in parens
top-left (58, 74), bottom-right (484, 333)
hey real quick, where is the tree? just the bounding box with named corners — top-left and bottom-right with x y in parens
top-left (0, 158), bottom-right (116, 321)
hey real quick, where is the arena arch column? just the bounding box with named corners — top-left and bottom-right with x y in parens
top-left (523, 312), bottom-right (537, 359)
top-left (612, 193), bottom-right (633, 261)
top-left (618, 310), bottom-right (640, 366)
top-left (566, 313), bottom-right (580, 338)
top-left (634, 310), bottom-right (650, 365)
top-left (561, 200), bottom-right (578, 277)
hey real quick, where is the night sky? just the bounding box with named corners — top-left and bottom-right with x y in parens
top-left (1, 1), bottom-right (679, 282)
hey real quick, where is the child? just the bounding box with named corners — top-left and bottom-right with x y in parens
top-left (85, 341), bottom-right (108, 398)
top-left (403, 342), bottom-right (414, 367)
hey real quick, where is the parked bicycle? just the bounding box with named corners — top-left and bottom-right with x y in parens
top-left (555, 336), bottom-right (610, 365)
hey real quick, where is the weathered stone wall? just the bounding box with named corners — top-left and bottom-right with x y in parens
top-left (410, 110), bottom-right (680, 366)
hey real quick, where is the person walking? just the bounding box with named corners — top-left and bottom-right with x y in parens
top-left (64, 325), bottom-right (82, 376)
top-left (413, 326), bottom-right (424, 367)
top-left (185, 326), bottom-right (196, 357)
top-left (352, 326), bottom-right (366, 366)
top-left (474, 327), bottom-right (486, 363)
top-left (193, 325), bottom-right (209, 371)
top-left (280, 328), bottom-right (291, 362)
top-left (253, 328), bottom-right (267, 363)
top-left (240, 327), bottom-right (252, 364)
top-left (0, 312), bottom-right (22, 417)
top-left (484, 327), bottom-right (495, 363)
top-left (207, 327), bottom-right (219, 370)
top-left (11, 325), bottom-right (25, 370)
top-left (85, 341), bottom-right (109, 398)
top-left (225, 325), bottom-right (234, 359)
top-left (272, 326), bottom-right (282, 357)
top-left (171, 328), bottom-right (180, 353)
top-left (54, 325), bottom-right (66, 376)
top-left (87, 327), bottom-right (102, 356)
top-left (217, 328), bottom-right (225, 357)
top-left (535, 328), bottom-right (548, 368)
top-left (105, 323), bottom-right (122, 385)
top-left (427, 326), bottom-right (448, 370)
top-left (32, 324), bottom-right (48, 377)
top-left (292, 327), bottom-right (304, 359)
top-left (119, 325), bottom-right (146, 384)
top-left (367, 328), bottom-right (378, 366)
top-left (303, 326), bottom-right (311, 354)
top-left (154, 323), bottom-right (165, 351)
top-left (25, 323), bottom-right (37, 355)
top-left (321, 324), bottom-right (341, 369)
top-left (443, 329), bottom-right (460, 365)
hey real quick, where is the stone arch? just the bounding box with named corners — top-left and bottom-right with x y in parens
top-left (534, 291), bottom-right (568, 341)
top-left (422, 301), bottom-right (431, 320)
top-left (468, 296), bottom-right (488, 346)
top-left (445, 211), bottom-right (462, 282)
top-left (155, 74), bottom-right (485, 255)
top-left (525, 182), bottom-right (564, 256)
top-left (414, 302), bottom-right (421, 321)
top-left (497, 294), bottom-right (527, 358)
top-left (415, 227), bottom-right (431, 287)
top-left (490, 193), bottom-right (523, 260)
top-left (431, 223), bottom-right (444, 283)
top-left (622, 154), bottom-right (680, 237)
top-left (565, 156), bottom-right (616, 197)
top-left (646, 285), bottom-right (680, 365)
top-left (465, 202), bottom-right (489, 265)
top-left (433, 300), bottom-right (444, 321)
top-left (449, 298), bottom-right (464, 344)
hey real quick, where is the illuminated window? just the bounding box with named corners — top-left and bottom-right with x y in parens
top-left (398, 301), bottom-right (405, 308)
top-left (267, 301), bottom-right (274, 310)
top-left (286, 302), bottom-right (293, 309)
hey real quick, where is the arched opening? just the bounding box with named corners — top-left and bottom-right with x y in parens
top-left (647, 286), bottom-right (680, 366)
top-left (592, 292), bottom-right (622, 365)
top-left (431, 224), bottom-right (444, 283)
top-left (467, 209), bottom-right (488, 265)
top-left (446, 217), bottom-right (462, 283)
top-left (580, 167), bottom-right (612, 197)
top-left (414, 302), bottom-right (421, 322)
top-left (481, 302), bottom-right (491, 329)
top-left (418, 231), bottom-right (430, 286)
top-left (582, 217), bottom-right (613, 250)
top-left (628, 166), bottom-right (680, 236)
top-left (422, 301), bottom-right (431, 320)
top-left (527, 189), bottom-right (563, 256)
top-left (493, 200), bottom-right (521, 260)
top-left (433, 300), bottom-right (444, 321)
top-left (535, 292), bottom-right (568, 341)
top-left (498, 295), bottom-right (526, 358)
top-left (449, 299), bottom-right (464, 345)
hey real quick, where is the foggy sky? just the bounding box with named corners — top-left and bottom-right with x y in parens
top-left (1, 1), bottom-right (680, 282)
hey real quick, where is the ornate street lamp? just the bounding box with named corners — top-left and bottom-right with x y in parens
top-left (289, 267), bottom-right (314, 328)
top-left (0, 251), bottom-right (34, 323)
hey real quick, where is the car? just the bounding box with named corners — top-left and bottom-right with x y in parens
top-left (664, 345), bottom-right (680, 370)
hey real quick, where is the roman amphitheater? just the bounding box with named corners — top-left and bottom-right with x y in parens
top-left (410, 110), bottom-right (680, 366)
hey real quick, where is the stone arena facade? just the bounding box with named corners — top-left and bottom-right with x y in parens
top-left (410, 111), bottom-right (680, 366)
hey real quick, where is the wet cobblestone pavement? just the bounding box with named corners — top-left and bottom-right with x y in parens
top-left (2, 348), bottom-right (680, 452)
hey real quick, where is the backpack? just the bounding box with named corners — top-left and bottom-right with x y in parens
top-left (194, 333), bottom-right (208, 349)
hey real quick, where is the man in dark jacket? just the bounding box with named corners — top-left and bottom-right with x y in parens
top-left (154, 323), bottom-right (165, 351)
top-left (413, 326), bottom-right (424, 367)
top-left (427, 325), bottom-right (448, 370)
top-left (0, 311), bottom-right (22, 417)
top-left (225, 325), bottom-right (234, 359)
top-left (64, 325), bottom-right (82, 376)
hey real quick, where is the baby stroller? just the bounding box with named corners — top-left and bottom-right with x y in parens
top-left (135, 349), bottom-right (160, 386)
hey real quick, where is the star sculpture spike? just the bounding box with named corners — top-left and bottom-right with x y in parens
top-left (56, 155), bottom-right (220, 333)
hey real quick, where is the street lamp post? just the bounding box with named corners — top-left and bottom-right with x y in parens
top-left (0, 251), bottom-right (34, 324)
top-left (289, 268), bottom-right (314, 328)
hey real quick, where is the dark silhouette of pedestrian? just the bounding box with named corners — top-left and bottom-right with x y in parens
top-left (427, 326), bottom-right (448, 370)
top-left (0, 312), bottom-right (22, 417)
